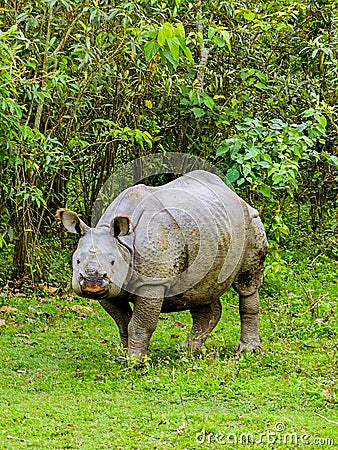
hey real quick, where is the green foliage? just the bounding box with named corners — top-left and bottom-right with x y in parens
top-left (216, 109), bottom-right (327, 194)
top-left (143, 21), bottom-right (194, 70)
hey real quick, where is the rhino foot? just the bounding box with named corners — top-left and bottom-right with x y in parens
top-left (235, 338), bottom-right (262, 355)
top-left (126, 353), bottom-right (151, 367)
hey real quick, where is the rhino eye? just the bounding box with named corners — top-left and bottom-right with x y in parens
top-left (111, 260), bottom-right (115, 266)
top-left (76, 259), bottom-right (81, 265)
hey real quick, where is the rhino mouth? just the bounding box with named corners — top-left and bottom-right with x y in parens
top-left (79, 274), bottom-right (110, 299)
top-left (80, 285), bottom-right (109, 298)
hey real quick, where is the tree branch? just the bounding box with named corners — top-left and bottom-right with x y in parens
top-left (34, 5), bottom-right (53, 130)
top-left (195, 0), bottom-right (209, 93)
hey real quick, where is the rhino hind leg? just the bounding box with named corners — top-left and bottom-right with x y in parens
top-left (181, 299), bottom-right (222, 352)
top-left (235, 290), bottom-right (262, 354)
top-left (232, 266), bottom-right (264, 354)
top-left (233, 215), bottom-right (267, 354)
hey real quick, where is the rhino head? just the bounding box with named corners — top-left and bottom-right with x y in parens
top-left (56, 209), bottom-right (132, 299)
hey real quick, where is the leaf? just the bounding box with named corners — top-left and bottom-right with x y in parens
top-left (182, 45), bottom-right (194, 64)
top-left (243, 164), bottom-right (251, 177)
top-left (240, 68), bottom-right (255, 81)
top-left (272, 173), bottom-right (283, 184)
top-left (147, 25), bottom-right (158, 39)
top-left (270, 118), bottom-right (287, 130)
top-left (255, 70), bottom-right (266, 82)
top-left (327, 155), bottom-right (338, 166)
top-left (303, 108), bottom-right (315, 118)
top-left (214, 36), bottom-right (225, 48)
top-left (244, 11), bottom-right (255, 21)
top-left (258, 160), bottom-right (271, 169)
top-left (203, 95), bottom-right (215, 109)
top-left (293, 123), bottom-right (307, 132)
top-left (161, 48), bottom-right (178, 69)
top-left (216, 144), bottom-right (229, 156)
top-left (42, 285), bottom-right (58, 294)
top-left (220, 30), bottom-right (231, 51)
top-left (166, 36), bottom-right (180, 60)
top-left (258, 184), bottom-right (271, 198)
top-left (317, 115), bottom-right (327, 128)
top-left (174, 22), bottom-right (185, 38)
top-left (207, 26), bottom-right (217, 39)
top-left (157, 22), bottom-right (174, 46)
top-left (226, 168), bottom-right (240, 184)
top-left (180, 98), bottom-right (189, 106)
top-left (144, 42), bottom-right (160, 62)
top-left (192, 107), bottom-right (205, 118)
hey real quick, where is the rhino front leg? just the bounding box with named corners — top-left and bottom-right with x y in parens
top-left (99, 299), bottom-right (132, 349)
top-left (236, 291), bottom-right (261, 354)
top-left (128, 286), bottom-right (164, 360)
top-left (181, 299), bottom-right (222, 352)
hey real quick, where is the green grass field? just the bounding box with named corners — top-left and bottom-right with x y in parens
top-left (0, 248), bottom-right (337, 449)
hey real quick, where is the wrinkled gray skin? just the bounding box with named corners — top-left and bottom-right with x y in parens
top-left (57, 170), bottom-right (268, 360)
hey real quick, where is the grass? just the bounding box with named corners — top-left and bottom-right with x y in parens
top-left (0, 246), bottom-right (337, 449)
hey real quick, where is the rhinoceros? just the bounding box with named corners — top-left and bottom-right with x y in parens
top-left (56, 170), bottom-right (268, 359)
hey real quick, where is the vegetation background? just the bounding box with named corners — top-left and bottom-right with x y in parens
top-left (0, 0), bottom-right (337, 448)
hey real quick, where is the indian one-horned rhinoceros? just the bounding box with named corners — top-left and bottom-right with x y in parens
top-left (56, 170), bottom-right (268, 360)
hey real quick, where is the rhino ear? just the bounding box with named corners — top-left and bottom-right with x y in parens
top-left (55, 208), bottom-right (89, 235)
top-left (111, 216), bottom-right (133, 237)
